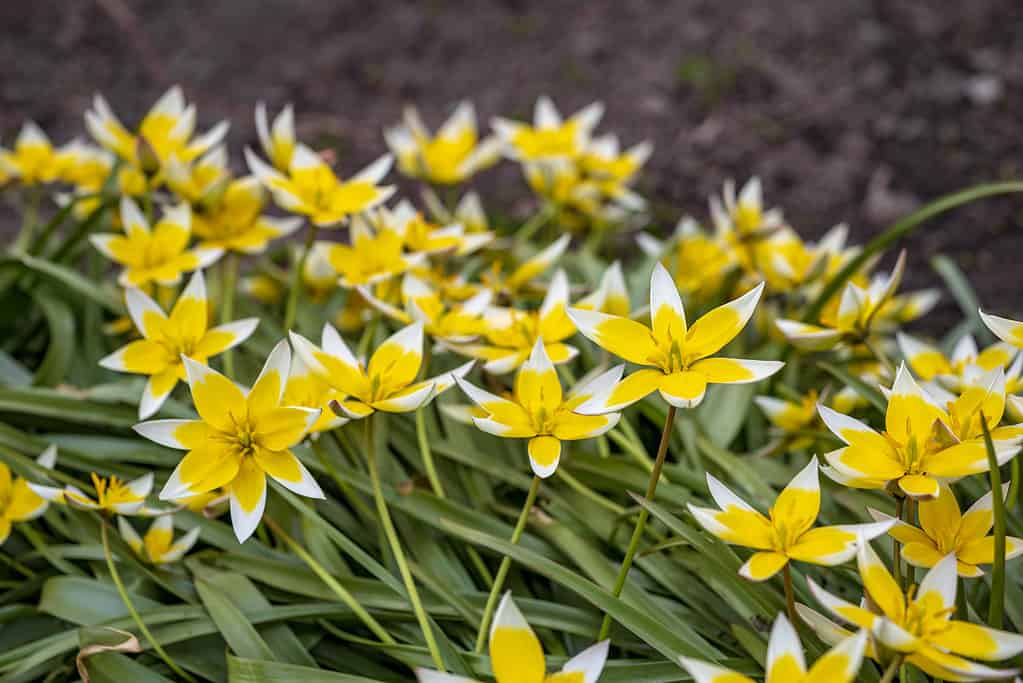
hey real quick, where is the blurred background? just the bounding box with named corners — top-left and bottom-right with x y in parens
top-left (2, 0), bottom-right (1023, 318)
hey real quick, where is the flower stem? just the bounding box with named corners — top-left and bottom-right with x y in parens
top-left (782, 563), bottom-right (800, 627)
top-left (473, 474), bottom-right (541, 653)
top-left (284, 224), bottom-right (318, 332)
top-left (1008, 458), bottom-right (1020, 512)
top-left (980, 414), bottom-right (1005, 628)
top-left (893, 496), bottom-right (904, 590)
top-left (514, 203), bottom-right (556, 245)
top-left (264, 517), bottom-right (395, 644)
top-left (364, 415), bottom-right (445, 671)
top-left (220, 252), bottom-right (239, 379)
top-left (100, 519), bottom-right (196, 683)
top-left (879, 655), bottom-right (904, 683)
top-left (597, 405), bottom-right (677, 641)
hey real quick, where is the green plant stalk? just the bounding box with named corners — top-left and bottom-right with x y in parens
top-left (863, 336), bottom-right (894, 377)
top-left (364, 415), bottom-right (445, 671)
top-left (980, 414), bottom-right (1005, 628)
top-left (956, 576), bottom-right (968, 621)
top-left (12, 187), bottom-right (41, 252)
top-left (100, 519), bottom-right (196, 683)
top-left (284, 224), bottom-right (318, 332)
top-left (782, 564), bottom-right (800, 627)
top-left (264, 517), bottom-right (395, 644)
top-left (1008, 458), bottom-right (1020, 512)
top-left (514, 202), bottom-right (556, 244)
top-left (473, 474), bottom-right (542, 653)
top-left (879, 655), bottom-right (904, 683)
top-left (220, 252), bottom-right (239, 379)
top-left (893, 496), bottom-right (904, 590)
top-left (416, 409), bottom-right (445, 498)
top-left (597, 404), bottom-right (677, 641)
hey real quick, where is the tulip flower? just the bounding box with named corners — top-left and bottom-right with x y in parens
top-left (569, 263), bottom-right (782, 410)
top-left (134, 341), bottom-right (324, 542)
top-left (415, 593), bottom-right (609, 683)
top-left (0, 122), bottom-right (66, 185)
top-left (323, 220), bottom-right (425, 289)
top-left (754, 390), bottom-right (820, 450)
top-left (254, 102), bottom-right (296, 172)
top-left (283, 351), bottom-right (348, 435)
top-left (118, 515), bottom-right (200, 565)
top-left (869, 483), bottom-right (1023, 577)
top-left (575, 261), bottom-right (630, 318)
top-left (478, 234), bottom-right (571, 300)
top-left (818, 363), bottom-right (1023, 499)
top-left (710, 177), bottom-right (784, 242)
top-left (163, 146), bottom-right (230, 205)
top-left (492, 96), bottom-right (603, 162)
top-left (0, 446), bottom-right (57, 544)
top-left (456, 338), bottom-right (623, 477)
top-left (358, 273), bottom-right (491, 345)
top-left (638, 217), bottom-right (736, 304)
top-left (190, 176), bottom-right (302, 254)
top-left (99, 270), bottom-right (258, 418)
top-left (31, 472), bottom-right (154, 516)
top-left (90, 198), bottom-right (222, 288)
top-left (680, 612), bottom-right (867, 683)
top-left (385, 101), bottom-right (500, 185)
top-left (807, 544), bottom-right (1023, 680)
top-left (898, 331), bottom-right (1017, 391)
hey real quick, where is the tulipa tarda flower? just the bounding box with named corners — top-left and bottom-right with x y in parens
top-left (897, 331), bottom-right (1017, 393)
top-left (385, 101), bottom-right (500, 185)
top-left (31, 472), bottom-right (154, 516)
top-left (818, 363), bottom-right (1023, 499)
top-left (163, 145), bottom-right (229, 205)
top-left (476, 234), bottom-right (571, 301)
top-left (324, 220), bottom-right (425, 289)
top-left (118, 515), bottom-right (200, 565)
top-left (133, 341), bottom-right (324, 542)
top-left (574, 260), bottom-right (630, 317)
top-left (0, 122), bottom-right (68, 186)
top-left (416, 593), bottom-right (609, 683)
top-left (569, 262), bottom-right (782, 411)
top-left (358, 273), bottom-right (491, 345)
top-left (680, 612), bottom-right (868, 683)
top-left (754, 389), bottom-right (821, 451)
top-left (99, 269), bottom-right (258, 418)
top-left (869, 482), bottom-right (1023, 578)
top-left (637, 217), bottom-right (736, 304)
top-left (245, 144), bottom-right (394, 227)
top-left (254, 102), bottom-right (296, 172)
top-left (806, 543), bottom-right (1023, 680)
top-left (492, 96), bottom-right (603, 162)
top-left (0, 446), bottom-right (57, 544)
top-left (90, 197), bottom-right (222, 288)
top-left (456, 337), bottom-right (623, 478)
top-left (189, 176), bottom-right (302, 254)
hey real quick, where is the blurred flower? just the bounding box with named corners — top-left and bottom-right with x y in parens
top-left (681, 613), bottom-right (867, 683)
top-left (254, 102), bottom-right (296, 172)
top-left (32, 472), bottom-right (153, 516)
top-left (493, 96), bottom-right (603, 162)
top-left (0, 446), bottom-right (57, 544)
top-left (98, 270), bottom-right (258, 418)
top-left (241, 273), bottom-right (284, 306)
top-left (164, 145), bottom-right (230, 205)
top-left (0, 122), bottom-right (66, 185)
top-left (569, 263), bottom-right (781, 410)
top-left (688, 457), bottom-right (892, 580)
top-left (90, 198), bottom-right (222, 288)
top-left (385, 102), bottom-right (500, 184)
top-left (324, 219), bottom-right (424, 288)
top-left (118, 515), bottom-right (200, 565)
top-left (415, 593), bottom-right (608, 683)
top-left (359, 273), bottom-right (491, 344)
top-left (710, 177), bottom-right (783, 243)
top-left (134, 341), bottom-right (324, 542)
top-left (638, 218), bottom-right (736, 303)
top-left (754, 389), bottom-right (820, 450)
top-left (897, 331), bottom-right (1017, 395)
top-left (574, 261), bottom-right (630, 317)
top-left (478, 234), bottom-right (571, 300)
top-left (456, 338), bottom-right (623, 477)
top-left (190, 176), bottom-right (302, 254)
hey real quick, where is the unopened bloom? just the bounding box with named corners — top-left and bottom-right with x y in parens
top-left (818, 363), bottom-right (1023, 499)
top-left (688, 457), bottom-right (892, 580)
top-left (452, 269), bottom-right (577, 374)
top-left (254, 102), bottom-right (296, 172)
top-left (415, 593), bottom-right (608, 683)
top-left (680, 613), bottom-right (867, 683)
top-left (246, 145), bottom-right (394, 227)
top-left (385, 102), bottom-right (500, 184)
top-left (119, 515), bottom-right (200, 564)
top-left (0, 122), bottom-right (65, 185)
top-left (807, 544), bottom-right (1023, 680)
top-left (90, 198), bottom-right (222, 288)
top-left (456, 338), bottom-right (623, 477)
top-left (870, 483), bottom-right (1023, 577)
top-left (493, 96), bottom-right (603, 162)
top-left (0, 446), bottom-right (57, 544)
top-left (32, 472), bottom-right (154, 516)
top-left (289, 321), bottom-right (473, 420)
top-left (569, 263), bottom-right (782, 410)
top-left (99, 270), bottom-right (258, 418)
top-left (190, 176), bottom-right (302, 254)
top-left (134, 341), bottom-right (324, 542)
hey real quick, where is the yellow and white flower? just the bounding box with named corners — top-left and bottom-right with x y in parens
top-left (568, 263), bottom-right (781, 410)
top-left (455, 338), bottom-right (623, 477)
top-left (324, 220), bottom-right (425, 288)
top-left (31, 472), bottom-right (153, 516)
top-left (897, 331), bottom-right (1016, 392)
top-left (163, 145), bottom-right (230, 205)
top-left (283, 352), bottom-right (348, 435)
top-left (358, 273), bottom-right (491, 344)
top-left (118, 515), bottom-right (200, 565)
top-left (90, 198), bottom-right (222, 288)
top-left (385, 102), bottom-right (500, 185)
top-left (134, 341), bottom-right (324, 542)
top-left (869, 482), bottom-right (1023, 578)
top-left (688, 457), bottom-right (893, 580)
top-left (680, 612), bottom-right (867, 683)
top-left (254, 102), bottom-right (296, 172)
top-left (99, 269), bottom-right (258, 418)
top-left (637, 217), bottom-right (736, 303)
top-left (710, 177), bottom-right (784, 242)
top-left (0, 446), bottom-right (57, 544)
top-left (575, 261), bottom-right (630, 317)
top-left (806, 544), bottom-right (1023, 680)
top-left (0, 121), bottom-right (65, 185)
top-left (245, 145), bottom-right (394, 227)
top-left (493, 96), bottom-right (604, 162)
top-left (754, 389), bottom-right (820, 450)
top-left (478, 234), bottom-right (571, 300)
top-left (289, 321), bottom-right (473, 420)
top-left (818, 363), bottom-right (1023, 499)
top-left (415, 593), bottom-right (608, 683)
top-left (190, 176), bottom-right (302, 254)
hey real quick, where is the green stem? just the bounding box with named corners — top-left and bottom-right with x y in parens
top-left (782, 564), bottom-right (800, 627)
top-left (597, 405), bottom-right (677, 641)
top-left (893, 496), bottom-right (904, 590)
top-left (416, 409), bottom-right (445, 498)
top-left (956, 576), bottom-right (968, 621)
top-left (100, 519), bottom-right (196, 683)
top-left (264, 517), bottom-right (395, 644)
top-left (879, 655), bottom-right (904, 683)
top-left (474, 474), bottom-right (541, 653)
top-left (220, 253), bottom-right (239, 379)
top-left (284, 224), bottom-right (318, 332)
top-left (863, 337), bottom-right (894, 377)
top-left (514, 203), bottom-right (556, 244)
top-left (364, 415), bottom-right (445, 670)
top-left (13, 187), bottom-right (41, 252)
top-left (1008, 458), bottom-right (1020, 512)
top-left (980, 414), bottom-right (1005, 628)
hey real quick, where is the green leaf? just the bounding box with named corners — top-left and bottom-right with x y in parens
top-left (29, 288), bottom-right (75, 387)
top-left (7, 252), bottom-right (124, 314)
top-left (82, 652), bottom-right (175, 683)
top-left (195, 571), bottom-right (276, 662)
top-left (817, 361), bottom-right (886, 413)
top-left (227, 655), bottom-right (385, 683)
top-left (931, 254), bottom-right (992, 344)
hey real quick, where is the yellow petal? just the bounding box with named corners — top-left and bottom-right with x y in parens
top-left (685, 282), bottom-right (763, 360)
top-left (490, 595), bottom-right (546, 683)
top-left (857, 541), bottom-right (905, 623)
top-left (527, 436), bottom-right (561, 478)
top-left (786, 527), bottom-right (857, 566)
top-left (885, 364), bottom-right (948, 446)
top-left (738, 551), bottom-right (789, 581)
top-left (898, 474), bottom-right (940, 500)
top-left (516, 340), bottom-right (562, 417)
top-left (659, 371), bottom-right (707, 408)
top-left (566, 307), bottom-right (658, 367)
top-left (918, 483), bottom-right (962, 546)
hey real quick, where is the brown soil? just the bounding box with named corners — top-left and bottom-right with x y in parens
top-left (3, 0), bottom-right (1023, 323)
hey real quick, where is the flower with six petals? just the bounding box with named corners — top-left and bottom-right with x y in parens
top-left (32, 472), bottom-right (154, 517)
top-left (385, 102), bottom-right (500, 185)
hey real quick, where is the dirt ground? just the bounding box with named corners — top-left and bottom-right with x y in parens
top-left (3, 0), bottom-right (1023, 323)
